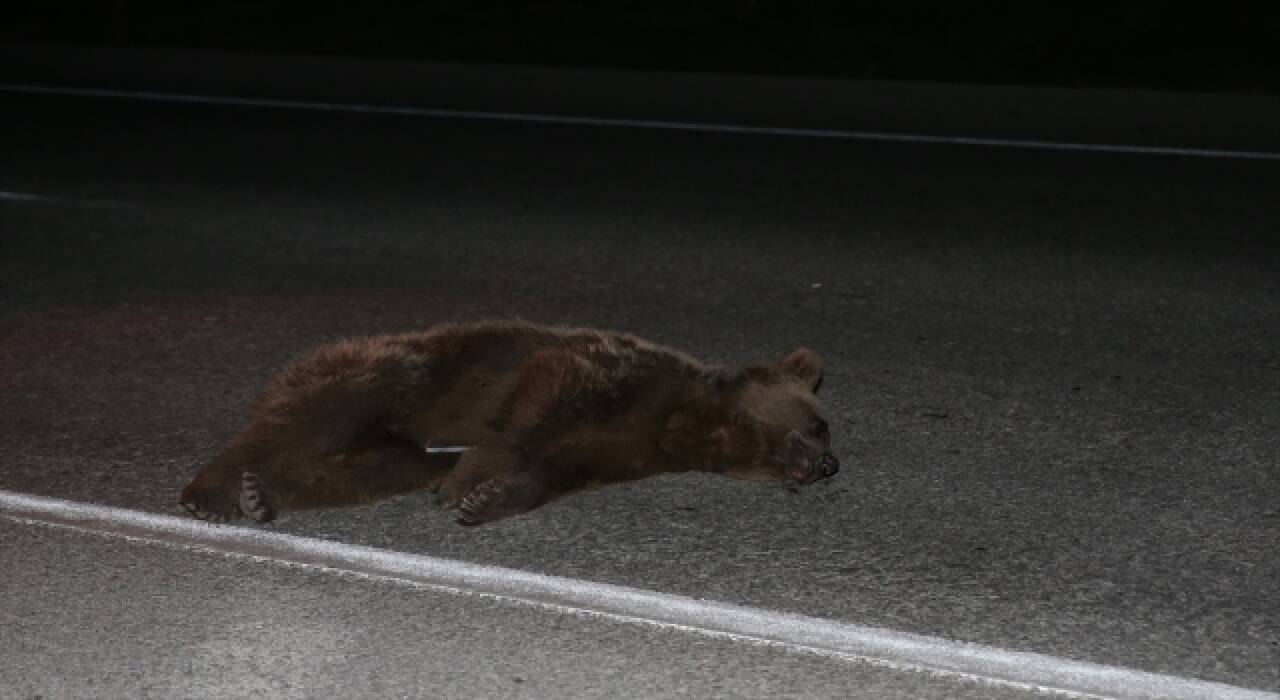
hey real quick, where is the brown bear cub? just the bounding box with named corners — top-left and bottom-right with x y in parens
top-left (180, 321), bottom-right (838, 526)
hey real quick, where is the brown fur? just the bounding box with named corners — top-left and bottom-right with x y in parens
top-left (180, 321), bottom-right (838, 526)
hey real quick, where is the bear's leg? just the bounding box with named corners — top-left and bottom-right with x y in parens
top-left (182, 344), bottom-right (429, 522)
top-left (253, 440), bottom-right (458, 519)
top-left (435, 444), bottom-right (558, 525)
top-left (185, 435), bottom-right (457, 523)
top-left (180, 391), bottom-right (418, 522)
top-left (436, 443), bottom-right (527, 509)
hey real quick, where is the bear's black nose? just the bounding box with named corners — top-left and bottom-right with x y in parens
top-left (817, 454), bottom-right (840, 477)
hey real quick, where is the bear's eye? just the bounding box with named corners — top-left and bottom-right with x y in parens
top-left (813, 419), bottom-right (829, 440)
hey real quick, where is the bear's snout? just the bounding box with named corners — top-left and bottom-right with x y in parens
top-left (788, 452), bottom-right (839, 484)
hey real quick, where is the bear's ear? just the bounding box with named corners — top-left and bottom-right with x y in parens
top-left (778, 347), bottom-right (824, 394)
top-left (659, 409), bottom-right (762, 468)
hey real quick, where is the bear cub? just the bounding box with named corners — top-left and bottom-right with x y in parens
top-left (180, 321), bottom-right (838, 526)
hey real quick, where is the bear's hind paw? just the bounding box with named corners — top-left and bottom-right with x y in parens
top-left (179, 484), bottom-right (240, 524)
top-left (238, 471), bottom-right (277, 524)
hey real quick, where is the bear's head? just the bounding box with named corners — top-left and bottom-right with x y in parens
top-left (660, 347), bottom-right (839, 485)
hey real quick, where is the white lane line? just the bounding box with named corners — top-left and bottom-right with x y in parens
top-left (2, 83), bottom-right (1278, 161)
top-left (1, 490), bottom-right (1274, 700)
top-left (0, 190), bottom-right (131, 209)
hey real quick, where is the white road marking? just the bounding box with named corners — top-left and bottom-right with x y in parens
top-left (0, 190), bottom-right (130, 209)
top-left (2, 83), bottom-right (1278, 161)
top-left (2, 490), bottom-right (1275, 699)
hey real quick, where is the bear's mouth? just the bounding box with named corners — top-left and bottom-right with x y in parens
top-left (785, 465), bottom-right (817, 484)
top-left (786, 456), bottom-right (838, 485)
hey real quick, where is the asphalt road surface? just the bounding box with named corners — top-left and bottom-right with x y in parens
top-left (1, 62), bottom-right (1278, 698)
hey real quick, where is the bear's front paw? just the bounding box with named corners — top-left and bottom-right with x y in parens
top-left (455, 477), bottom-right (507, 527)
top-left (436, 478), bottom-right (470, 511)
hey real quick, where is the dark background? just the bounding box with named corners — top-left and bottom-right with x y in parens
top-left (6, 1), bottom-right (1280, 94)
